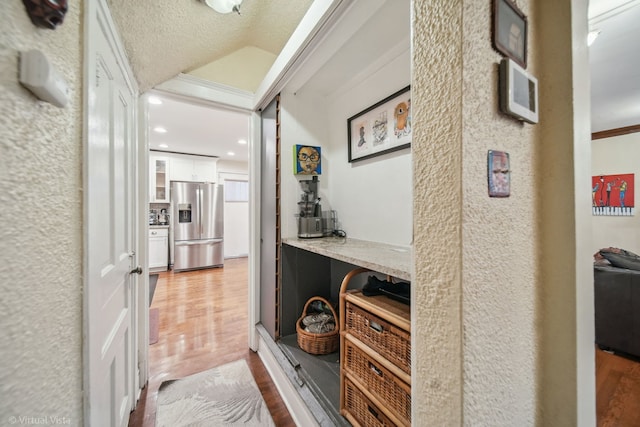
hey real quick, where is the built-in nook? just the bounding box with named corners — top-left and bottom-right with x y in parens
top-left (258, 237), bottom-right (411, 423)
top-left (255, 1), bottom-right (412, 423)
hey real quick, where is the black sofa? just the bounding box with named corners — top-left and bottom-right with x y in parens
top-left (594, 265), bottom-right (640, 359)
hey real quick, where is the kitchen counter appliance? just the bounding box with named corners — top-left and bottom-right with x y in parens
top-left (171, 181), bottom-right (224, 271)
top-left (297, 176), bottom-right (324, 238)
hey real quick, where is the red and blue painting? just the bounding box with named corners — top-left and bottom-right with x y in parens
top-left (592, 173), bottom-right (634, 216)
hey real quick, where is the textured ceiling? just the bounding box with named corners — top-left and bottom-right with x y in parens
top-left (107, 0), bottom-right (313, 91)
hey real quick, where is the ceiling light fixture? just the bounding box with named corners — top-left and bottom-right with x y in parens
top-left (587, 30), bottom-right (601, 46)
top-left (227, 151), bottom-right (236, 156)
top-left (159, 144), bottom-right (169, 148)
top-left (148, 96), bottom-right (162, 105)
top-left (202, 0), bottom-right (242, 14)
top-left (153, 127), bottom-right (167, 133)
top-left (238, 139), bottom-right (247, 145)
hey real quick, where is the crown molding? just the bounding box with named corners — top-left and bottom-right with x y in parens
top-left (592, 124), bottom-right (640, 140)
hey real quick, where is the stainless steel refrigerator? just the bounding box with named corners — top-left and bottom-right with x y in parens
top-left (170, 182), bottom-right (224, 271)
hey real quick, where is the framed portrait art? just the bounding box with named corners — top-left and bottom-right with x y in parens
top-left (347, 86), bottom-right (411, 163)
top-left (293, 144), bottom-right (321, 175)
top-left (492, 0), bottom-right (528, 68)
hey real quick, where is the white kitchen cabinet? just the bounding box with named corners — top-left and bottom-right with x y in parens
top-left (149, 156), bottom-right (170, 202)
top-left (193, 158), bottom-right (217, 182)
top-left (169, 153), bottom-right (217, 182)
top-left (149, 227), bottom-right (169, 272)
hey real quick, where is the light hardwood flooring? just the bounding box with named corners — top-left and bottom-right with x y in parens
top-left (127, 258), bottom-right (640, 426)
top-left (128, 257), bottom-right (295, 427)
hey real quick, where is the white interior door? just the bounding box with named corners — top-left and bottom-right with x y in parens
top-left (84, 1), bottom-right (139, 426)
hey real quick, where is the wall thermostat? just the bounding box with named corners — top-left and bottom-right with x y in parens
top-left (19, 49), bottom-right (69, 108)
top-left (499, 58), bottom-right (538, 124)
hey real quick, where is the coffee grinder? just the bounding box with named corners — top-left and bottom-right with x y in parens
top-left (297, 176), bottom-right (324, 238)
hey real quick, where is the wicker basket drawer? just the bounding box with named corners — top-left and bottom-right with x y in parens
top-left (344, 339), bottom-right (411, 424)
top-left (344, 377), bottom-right (395, 427)
top-left (345, 301), bottom-right (411, 374)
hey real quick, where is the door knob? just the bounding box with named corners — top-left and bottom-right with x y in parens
top-left (130, 266), bottom-right (143, 275)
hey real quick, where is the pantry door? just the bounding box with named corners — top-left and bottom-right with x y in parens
top-left (84, 1), bottom-right (140, 426)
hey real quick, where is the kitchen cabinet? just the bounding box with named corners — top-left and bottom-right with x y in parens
top-left (169, 154), bottom-right (217, 182)
top-left (149, 227), bottom-right (169, 272)
top-left (149, 156), bottom-right (170, 202)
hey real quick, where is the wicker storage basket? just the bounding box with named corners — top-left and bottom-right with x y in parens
top-left (344, 301), bottom-right (411, 374)
top-left (343, 377), bottom-right (394, 426)
top-left (297, 296), bottom-right (339, 355)
top-left (344, 339), bottom-right (411, 425)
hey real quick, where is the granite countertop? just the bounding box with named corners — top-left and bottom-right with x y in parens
top-left (150, 224), bottom-right (170, 229)
top-left (282, 237), bottom-right (411, 281)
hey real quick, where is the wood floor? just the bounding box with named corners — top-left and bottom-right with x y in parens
top-left (127, 258), bottom-right (640, 426)
top-left (128, 257), bottom-right (295, 427)
top-left (596, 348), bottom-right (640, 427)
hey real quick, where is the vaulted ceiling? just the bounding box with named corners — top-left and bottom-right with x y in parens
top-left (106, 0), bottom-right (639, 161)
top-left (107, 0), bottom-right (313, 92)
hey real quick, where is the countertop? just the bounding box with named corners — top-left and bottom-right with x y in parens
top-left (149, 224), bottom-right (170, 229)
top-left (282, 237), bottom-right (411, 281)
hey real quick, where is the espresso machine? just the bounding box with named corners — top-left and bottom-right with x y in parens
top-left (297, 176), bottom-right (324, 238)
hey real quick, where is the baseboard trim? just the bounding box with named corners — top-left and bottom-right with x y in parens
top-left (256, 329), bottom-right (319, 427)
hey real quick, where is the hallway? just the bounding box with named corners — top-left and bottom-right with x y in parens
top-left (128, 258), bottom-right (294, 426)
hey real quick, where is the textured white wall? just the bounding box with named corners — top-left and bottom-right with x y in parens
top-left (412, 0), bottom-right (464, 424)
top-left (0, 2), bottom-right (83, 424)
top-left (592, 133), bottom-right (640, 253)
top-left (413, 0), bottom-right (591, 425)
top-left (460, 0), bottom-right (538, 424)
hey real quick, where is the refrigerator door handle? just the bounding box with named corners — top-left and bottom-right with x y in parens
top-left (196, 186), bottom-right (202, 237)
top-left (199, 186), bottom-right (204, 236)
top-left (175, 238), bottom-right (223, 246)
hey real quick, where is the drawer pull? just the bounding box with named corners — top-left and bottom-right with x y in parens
top-left (367, 405), bottom-right (381, 420)
top-left (369, 320), bottom-right (384, 333)
top-left (369, 362), bottom-right (383, 377)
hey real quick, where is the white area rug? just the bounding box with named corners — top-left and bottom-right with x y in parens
top-left (156, 359), bottom-right (275, 427)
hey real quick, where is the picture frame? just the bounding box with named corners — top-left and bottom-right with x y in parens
top-left (347, 85), bottom-right (411, 163)
top-left (492, 0), bottom-right (527, 68)
top-left (293, 144), bottom-right (322, 175)
top-left (591, 173), bottom-right (635, 216)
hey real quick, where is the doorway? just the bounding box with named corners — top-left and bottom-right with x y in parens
top-left (133, 89), bottom-right (255, 423)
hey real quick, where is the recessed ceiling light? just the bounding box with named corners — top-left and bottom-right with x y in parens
top-left (238, 139), bottom-right (247, 145)
top-left (159, 144), bottom-right (169, 148)
top-left (227, 151), bottom-right (236, 156)
top-left (148, 96), bottom-right (163, 105)
top-left (153, 127), bottom-right (167, 133)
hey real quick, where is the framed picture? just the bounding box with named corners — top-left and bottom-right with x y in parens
top-left (347, 86), bottom-right (411, 163)
top-left (293, 144), bottom-right (321, 175)
top-left (592, 173), bottom-right (635, 216)
top-left (488, 150), bottom-right (510, 197)
top-left (493, 0), bottom-right (527, 68)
